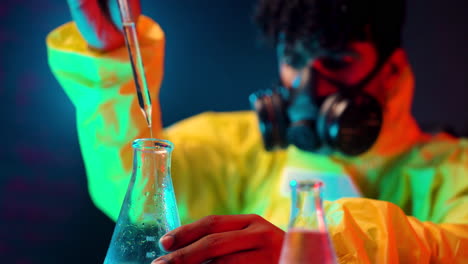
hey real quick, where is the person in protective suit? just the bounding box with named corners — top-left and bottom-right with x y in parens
top-left (47, 0), bottom-right (468, 263)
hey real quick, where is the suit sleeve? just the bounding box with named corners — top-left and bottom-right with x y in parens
top-left (47, 16), bottom-right (165, 221)
top-left (327, 142), bottom-right (468, 263)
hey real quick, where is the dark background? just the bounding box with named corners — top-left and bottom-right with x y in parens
top-left (1, 0), bottom-right (467, 263)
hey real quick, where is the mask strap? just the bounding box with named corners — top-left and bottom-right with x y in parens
top-left (310, 54), bottom-right (388, 97)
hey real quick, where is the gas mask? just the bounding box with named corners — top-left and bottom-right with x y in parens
top-left (250, 63), bottom-right (383, 156)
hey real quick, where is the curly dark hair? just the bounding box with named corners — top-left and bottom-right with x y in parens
top-left (255, 0), bottom-right (406, 60)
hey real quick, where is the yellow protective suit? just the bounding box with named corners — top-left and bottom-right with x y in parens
top-left (46, 17), bottom-right (468, 263)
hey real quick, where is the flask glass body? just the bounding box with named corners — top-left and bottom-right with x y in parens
top-left (279, 180), bottom-right (337, 264)
top-left (104, 139), bottom-right (180, 264)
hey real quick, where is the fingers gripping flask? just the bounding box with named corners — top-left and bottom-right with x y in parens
top-left (279, 180), bottom-right (338, 264)
top-left (104, 139), bottom-right (180, 264)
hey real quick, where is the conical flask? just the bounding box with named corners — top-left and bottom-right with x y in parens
top-left (104, 139), bottom-right (181, 264)
top-left (278, 180), bottom-right (338, 264)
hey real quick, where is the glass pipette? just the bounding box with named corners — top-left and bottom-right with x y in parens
top-left (117, 0), bottom-right (153, 137)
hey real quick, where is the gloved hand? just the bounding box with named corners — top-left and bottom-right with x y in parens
top-left (66, 0), bottom-right (141, 51)
top-left (153, 214), bottom-right (285, 264)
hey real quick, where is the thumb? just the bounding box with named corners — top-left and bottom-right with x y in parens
top-left (66, 0), bottom-right (140, 51)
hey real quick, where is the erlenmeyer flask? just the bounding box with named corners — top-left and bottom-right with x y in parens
top-left (104, 139), bottom-right (181, 264)
top-left (278, 180), bottom-right (337, 264)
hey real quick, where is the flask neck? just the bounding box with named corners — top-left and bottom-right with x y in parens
top-left (123, 139), bottom-right (176, 225)
top-left (288, 180), bottom-right (327, 232)
top-left (132, 139), bottom-right (173, 184)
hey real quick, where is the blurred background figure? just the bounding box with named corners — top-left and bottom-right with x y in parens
top-left (1, 0), bottom-right (467, 263)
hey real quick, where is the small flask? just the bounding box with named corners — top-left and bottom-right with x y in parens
top-left (104, 139), bottom-right (181, 264)
top-left (279, 180), bottom-right (337, 264)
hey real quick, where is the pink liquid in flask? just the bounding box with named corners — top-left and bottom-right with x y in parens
top-left (279, 228), bottom-right (336, 264)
